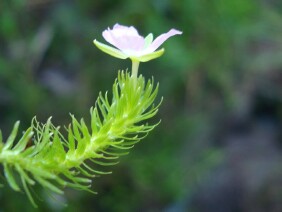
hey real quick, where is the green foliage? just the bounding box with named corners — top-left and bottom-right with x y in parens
top-left (1, 0), bottom-right (282, 211)
top-left (0, 72), bottom-right (161, 207)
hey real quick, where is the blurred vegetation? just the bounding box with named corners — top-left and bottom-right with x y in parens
top-left (0, 0), bottom-right (282, 211)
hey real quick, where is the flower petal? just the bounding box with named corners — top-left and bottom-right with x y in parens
top-left (113, 23), bottom-right (139, 36)
top-left (102, 24), bottom-right (145, 52)
top-left (136, 48), bottom-right (165, 62)
top-left (93, 39), bottom-right (128, 59)
top-left (102, 29), bottom-right (117, 47)
top-left (148, 29), bottom-right (182, 52)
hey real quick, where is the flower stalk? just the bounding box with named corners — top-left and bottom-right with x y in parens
top-left (131, 60), bottom-right (140, 79)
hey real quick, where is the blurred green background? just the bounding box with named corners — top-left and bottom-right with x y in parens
top-left (0, 0), bottom-right (282, 211)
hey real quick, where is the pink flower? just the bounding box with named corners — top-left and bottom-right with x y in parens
top-left (94, 23), bottom-right (182, 62)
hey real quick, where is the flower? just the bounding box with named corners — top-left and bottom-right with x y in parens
top-left (93, 23), bottom-right (182, 62)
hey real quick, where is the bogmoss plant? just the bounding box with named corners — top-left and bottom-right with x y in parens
top-left (0, 23), bottom-right (182, 207)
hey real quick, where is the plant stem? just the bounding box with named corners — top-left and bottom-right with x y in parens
top-left (131, 60), bottom-right (140, 79)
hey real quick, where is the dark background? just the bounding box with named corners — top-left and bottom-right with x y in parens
top-left (0, 0), bottom-right (282, 211)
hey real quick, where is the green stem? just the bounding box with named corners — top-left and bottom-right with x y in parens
top-left (0, 72), bottom-right (161, 206)
top-left (131, 60), bottom-right (140, 79)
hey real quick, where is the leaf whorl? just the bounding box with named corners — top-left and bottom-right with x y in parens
top-left (0, 71), bottom-right (161, 207)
